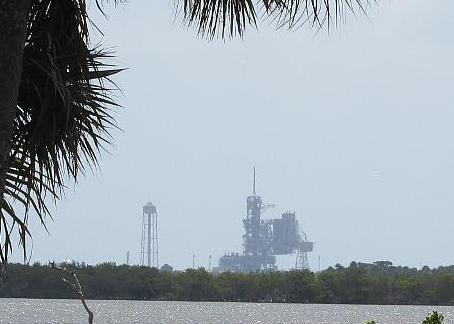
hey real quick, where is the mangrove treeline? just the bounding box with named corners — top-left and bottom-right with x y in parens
top-left (1, 261), bottom-right (454, 305)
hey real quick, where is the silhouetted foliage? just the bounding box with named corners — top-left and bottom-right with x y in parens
top-left (0, 0), bottom-right (122, 268)
top-left (180, 0), bottom-right (374, 39)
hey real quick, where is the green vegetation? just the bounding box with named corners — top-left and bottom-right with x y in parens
top-left (422, 311), bottom-right (444, 324)
top-left (1, 261), bottom-right (454, 305)
top-left (365, 310), bottom-right (446, 324)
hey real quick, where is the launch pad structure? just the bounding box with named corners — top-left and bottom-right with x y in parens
top-left (140, 202), bottom-right (159, 268)
top-left (217, 168), bottom-right (314, 273)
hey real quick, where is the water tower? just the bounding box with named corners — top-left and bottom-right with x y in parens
top-left (140, 202), bottom-right (158, 268)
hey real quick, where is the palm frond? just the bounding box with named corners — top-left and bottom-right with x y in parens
top-left (0, 0), bottom-right (122, 267)
top-left (180, 0), bottom-right (375, 38)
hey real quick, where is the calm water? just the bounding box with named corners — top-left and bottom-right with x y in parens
top-left (1, 299), bottom-right (454, 323)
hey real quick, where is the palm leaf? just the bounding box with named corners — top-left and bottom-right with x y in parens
top-left (180, 0), bottom-right (375, 38)
top-left (0, 0), bottom-right (122, 268)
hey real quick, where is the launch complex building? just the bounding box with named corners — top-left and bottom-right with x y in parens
top-left (217, 168), bottom-right (314, 273)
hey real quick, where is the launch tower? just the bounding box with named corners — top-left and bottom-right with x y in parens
top-left (217, 168), bottom-right (313, 272)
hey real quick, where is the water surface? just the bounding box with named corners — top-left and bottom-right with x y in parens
top-left (1, 299), bottom-right (453, 323)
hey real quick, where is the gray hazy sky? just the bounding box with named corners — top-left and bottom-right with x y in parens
top-left (19, 0), bottom-right (454, 270)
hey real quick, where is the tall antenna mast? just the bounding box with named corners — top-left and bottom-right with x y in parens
top-left (253, 166), bottom-right (256, 195)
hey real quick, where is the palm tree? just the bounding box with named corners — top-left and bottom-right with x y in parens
top-left (0, 0), bottom-right (121, 268)
top-left (0, 0), bottom-right (370, 268)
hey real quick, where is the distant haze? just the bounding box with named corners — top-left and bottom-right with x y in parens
top-left (20, 1), bottom-right (454, 270)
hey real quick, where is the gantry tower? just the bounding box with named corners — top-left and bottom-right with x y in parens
top-left (141, 202), bottom-right (159, 268)
top-left (242, 167), bottom-right (275, 272)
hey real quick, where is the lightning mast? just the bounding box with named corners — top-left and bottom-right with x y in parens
top-left (295, 232), bottom-right (313, 271)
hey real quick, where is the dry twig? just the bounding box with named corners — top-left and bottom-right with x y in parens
top-left (50, 262), bottom-right (94, 324)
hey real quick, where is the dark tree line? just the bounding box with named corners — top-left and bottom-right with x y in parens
top-left (1, 261), bottom-right (454, 305)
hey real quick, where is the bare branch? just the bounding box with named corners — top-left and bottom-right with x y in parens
top-left (50, 262), bottom-right (94, 324)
